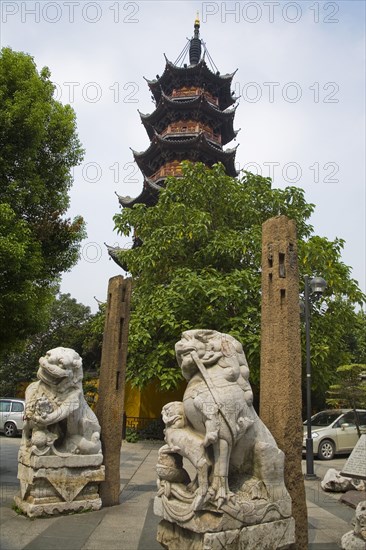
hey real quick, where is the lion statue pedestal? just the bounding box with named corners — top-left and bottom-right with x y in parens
top-left (154, 330), bottom-right (295, 550)
top-left (14, 347), bottom-right (105, 517)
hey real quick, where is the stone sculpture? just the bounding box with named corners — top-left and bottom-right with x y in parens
top-left (341, 500), bottom-right (366, 549)
top-left (155, 330), bottom-right (295, 549)
top-left (15, 347), bottom-right (105, 517)
top-left (321, 469), bottom-right (366, 493)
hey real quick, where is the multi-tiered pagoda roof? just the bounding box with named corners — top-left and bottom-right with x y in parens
top-left (118, 16), bottom-right (239, 209)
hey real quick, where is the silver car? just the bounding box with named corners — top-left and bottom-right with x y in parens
top-left (303, 409), bottom-right (366, 460)
top-left (0, 398), bottom-right (25, 437)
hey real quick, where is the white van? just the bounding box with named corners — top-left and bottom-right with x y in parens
top-left (0, 398), bottom-right (25, 437)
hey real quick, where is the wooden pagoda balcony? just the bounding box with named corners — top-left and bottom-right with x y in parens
top-left (150, 160), bottom-right (185, 182)
top-left (170, 87), bottom-right (218, 106)
top-left (160, 121), bottom-right (221, 144)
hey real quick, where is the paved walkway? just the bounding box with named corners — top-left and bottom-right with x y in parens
top-left (0, 437), bottom-right (361, 549)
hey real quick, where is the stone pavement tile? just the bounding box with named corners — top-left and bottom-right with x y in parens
top-left (1, 483), bottom-right (21, 507)
top-left (119, 481), bottom-right (156, 505)
top-left (308, 544), bottom-right (343, 549)
top-left (125, 452), bottom-right (159, 487)
top-left (22, 509), bottom-right (107, 550)
top-left (306, 482), bottom-right (341, 505)
top-left (0, 443), bottom-right (21, 486)
top-left (25, 536), bottom-right (86, 550)
top-left (125, 483), bottom-right (157, 492)
top-left (137, 498), bottom-right (161, 550)
top-left (340, 490), bottom-right (366, 508)
top-left (130, 470), bottom-right (157, 486)
top-left (307, 500), bottom-right (352, 548)
top-left (306, 487), bottom-right (355, 524)
top-left (82, 491), bottom-right (155, 550)
top-left (0, 508), bottom-right (59, 550)
top-left (120, 442), bottom-right (160, 484)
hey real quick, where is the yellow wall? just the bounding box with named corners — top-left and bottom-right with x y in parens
top-left (124, 379), bottom-right (186, 418)
top-left (124, 382), bottom-right (141, 417)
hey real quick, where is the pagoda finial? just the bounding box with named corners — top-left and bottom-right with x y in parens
top-left (189, 13), bottom-right (202, 65)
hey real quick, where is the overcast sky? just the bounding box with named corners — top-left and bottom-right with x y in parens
top-left (2, 0), bottom-right (365, 311)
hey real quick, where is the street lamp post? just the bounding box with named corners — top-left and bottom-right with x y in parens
top-left (304, 275), bottom-right (327, 480)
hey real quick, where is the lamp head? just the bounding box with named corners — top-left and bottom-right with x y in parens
top-left (310, 276), bottom-right (327, 296)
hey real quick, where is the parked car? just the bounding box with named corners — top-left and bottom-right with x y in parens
top-left (0, 398), bottom-right (25, 437)
top-left (303, 409), bottom-right (366, 460)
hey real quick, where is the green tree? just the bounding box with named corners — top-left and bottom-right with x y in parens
top-left (113, 162), bottom-right (365, 394)
top-left (0, 293), bottom-right (102, 396)
top-left (299, 240), bottom-right (366, 409)
top-left (327, 364), bottom-right (366, 436)
top-left (343, 310), bottom-right (366, 365)
top-left (0, 48), bottom-right (85, 354)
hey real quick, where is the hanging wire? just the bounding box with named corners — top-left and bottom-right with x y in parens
top-left (174, 39), bottom-right (191, 66)
top-left (173, 37), bottom-right (220, 74)
top-left (202, 41), bottom-right (219, 73)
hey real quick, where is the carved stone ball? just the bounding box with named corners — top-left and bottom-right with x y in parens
top-left (157, 453), bottom-right (190, 484)
top-left (31, 431), bottom-right (48, 449)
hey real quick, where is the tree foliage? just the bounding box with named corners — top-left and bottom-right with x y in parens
top-left (113, 162), bottom-right (365, 397)
top-left (300, 245), bottom-right (366, 407)
top-left (327, 364), bottom-right (366, 409)
top-left (327, 363), bottom-right (366, 436)
top-left (0, 293), bottom-right (102, 396)
top-left (0, 48), bottom-right (85, 354)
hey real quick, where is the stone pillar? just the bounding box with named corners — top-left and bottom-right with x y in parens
top-left (260, 216), bottom-right (308, 549)
top-left (96, 275), bottom-right (132, 506)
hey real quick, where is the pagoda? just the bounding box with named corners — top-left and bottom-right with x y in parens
top-left (107, 17), bottom-right (239, 264)
top-left (117, 16), bottom-right (238, 209)
top-left (106, 18), bottom-right (240, 430)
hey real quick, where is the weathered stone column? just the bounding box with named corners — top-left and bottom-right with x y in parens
top-left (96, 275), bottom-right (132, 506)
top-left (260, 216), bottom-right (308, 549)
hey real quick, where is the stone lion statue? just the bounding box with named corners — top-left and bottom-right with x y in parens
top-left (22, 347), bottom-right (101, 456)
top-left (341, 500), bottom-right (366, 549)
top-left (155, 330), bottom-right (292, 530)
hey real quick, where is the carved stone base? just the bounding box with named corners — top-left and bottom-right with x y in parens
top-left (157, 518), bottom-right (296, 550)
top-left (14, 494), bottom-right (103, 517)
top-left (154, 488), bottom-right (292, 532)
top-left (15, 453), bottom-right (105, 517)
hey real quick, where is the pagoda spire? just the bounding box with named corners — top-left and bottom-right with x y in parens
top-left (189, 13), bottom-right (202, 65)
